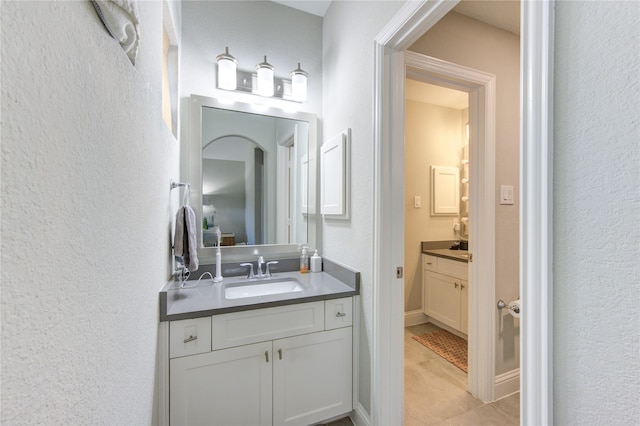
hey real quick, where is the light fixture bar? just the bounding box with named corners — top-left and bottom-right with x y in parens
top-left (220, 69), bottom-right (298, 101)
top-left (215, 49), bottom-right (307, 103)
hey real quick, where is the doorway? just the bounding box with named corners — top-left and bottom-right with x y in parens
top-left (402, 49), bottom-right (498, 411)
top-left (401, 46), bottom-right (528, 422)
top-left (371, 1), bottom-right (554, 425)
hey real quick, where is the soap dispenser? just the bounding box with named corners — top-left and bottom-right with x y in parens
top-left (310, 250), bottom-right (322, 272)
top-left (300, 246), bottom-right (309, 273)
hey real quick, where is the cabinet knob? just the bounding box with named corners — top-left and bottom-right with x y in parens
top-left (336, 312), bottom-right (347, 317)
top-left (461, 284), bottom-right (465, 289)
top-left (265, 351), bottom-right (269, 363)
top-left (278, 349), bottom-right (283, 360)
top-left (454, 283), bottom-right (459, 288)
top-left (183, 335), bottom-right (197, 344)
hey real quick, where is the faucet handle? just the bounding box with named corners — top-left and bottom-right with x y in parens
top-left (240, 263), bottom-right (255, 279)
top-left (265, 261), bottom-right (279, 277)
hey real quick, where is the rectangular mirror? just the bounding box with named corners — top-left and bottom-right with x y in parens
top-left (187, 95), bottom-right (318, 263)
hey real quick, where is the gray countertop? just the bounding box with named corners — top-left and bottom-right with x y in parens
top-left (422, 248), bottom-right (469, 263)
top-left (159, 270), bottom-right (358, 322)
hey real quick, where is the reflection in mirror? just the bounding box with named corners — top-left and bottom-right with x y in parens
top-left (188, 95), bottom-right (318, 261)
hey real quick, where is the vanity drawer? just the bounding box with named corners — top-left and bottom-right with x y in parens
top-left (169, 317), bottom-right (212, 359)
top-left (423, 255), bottom-right (438, 272)
top-left (325, 297), bottom-right (353, 330)
top-left (211, 301), bottom-right (325, 350)
top-left (437, 258), bottom-right (467, 280)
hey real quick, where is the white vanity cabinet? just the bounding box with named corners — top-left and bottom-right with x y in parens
top-left (422, 254), bottom-right (468, 333)
top-left (167, 297), bottom-right (353, 426)
top-left (170, 341), bottom-right (273, 426)
top-left (273, 327), bottom-right (352, 426)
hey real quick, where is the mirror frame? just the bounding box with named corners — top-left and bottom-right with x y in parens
top-left (188, 94), bottom-right (319, 263)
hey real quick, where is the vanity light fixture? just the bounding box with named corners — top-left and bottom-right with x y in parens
top-left (216, 47), bottom-right (237, 90)
top-left (256, 56), bottom-right (275, 97)
top-left (290, 63), bottom-right (309, 102)
top-left (215, 48), bottom-right (309, 103)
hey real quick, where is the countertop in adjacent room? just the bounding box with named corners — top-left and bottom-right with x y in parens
top-left (421, 241), bottom-right (469, 263)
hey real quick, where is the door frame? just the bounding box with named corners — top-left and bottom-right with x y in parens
top-left (371, 1), bottom-right (554, 425)
top-left (405, 50), bottom-right (497, 402)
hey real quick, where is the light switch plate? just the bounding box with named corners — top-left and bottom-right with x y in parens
top-left (414, 195), bottom-right (421, 208)
top-left (500, 185), bottom-right (514, 205)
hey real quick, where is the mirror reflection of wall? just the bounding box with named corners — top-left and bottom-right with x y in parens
top-left (199, 104), bottom-right (310, 247)
top-left (202, 136), bottom-right (263, 245)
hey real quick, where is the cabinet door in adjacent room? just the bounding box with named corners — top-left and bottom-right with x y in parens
top-left (424, 271), bottom-right (462, 330)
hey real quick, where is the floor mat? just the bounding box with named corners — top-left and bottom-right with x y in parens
top-left (412, 329), bottom-right (468, 373)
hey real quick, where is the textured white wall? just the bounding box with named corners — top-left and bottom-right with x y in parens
top-left (553, 1), bottom-right (640, 423)
top-left (1, 1), bottom-right (179, 423)
top-left (322, 0), bottom-right (407, 415)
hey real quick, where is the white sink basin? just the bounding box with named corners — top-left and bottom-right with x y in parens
top-left (224, 279), bottom-right (305, 299)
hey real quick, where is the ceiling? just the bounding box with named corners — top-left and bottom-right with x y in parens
top-left (271, 0), bottom-right (332, 17)
top-left (405, 80), bottom-right (468, 110)
top-left (272, 1), bottom-right (520, 35)
top-left (272, 0), bottom-right (520, 109)
top-left (453, 0), bottom-right (520, 35)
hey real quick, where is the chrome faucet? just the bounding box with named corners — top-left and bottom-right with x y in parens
top-left (239, 257), bottom-right (279, 279)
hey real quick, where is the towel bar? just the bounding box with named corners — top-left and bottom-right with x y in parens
top-left (170, 179), bottom-right (189, 190)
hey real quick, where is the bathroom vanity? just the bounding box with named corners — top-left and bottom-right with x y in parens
top-left (158, 262), bottom-right (359, 426)
top-left (422, 247), bottom-right (469, 335)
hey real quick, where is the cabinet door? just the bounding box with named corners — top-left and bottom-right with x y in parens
top-left (460, 280), bottom-right (469, 335)
top-left (170, 341), bottom-right (272, 426)
top-left (273, 327), bottom-right (352, 426)
top-left (424, 271), bottom-right (461, 330)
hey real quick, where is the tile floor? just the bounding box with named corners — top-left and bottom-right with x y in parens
top-left (405, 323), bottom-right (520, 425)
top-left (327, 322), bottom-right (519, 426)
top-left (324, 416), bottom-right (355, 426)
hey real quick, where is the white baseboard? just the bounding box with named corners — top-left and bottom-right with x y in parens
top-left (351, 402), bottom-right (370, 426)
top-left (494, 368), bottom-right (520, 400)
top-left (404, 309), bottom-right (428, 327)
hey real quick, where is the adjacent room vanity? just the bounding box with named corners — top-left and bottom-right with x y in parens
top-left (421, 244), bottom-right (469, 335)
top-left (158, 263), bottom-right (359, 426)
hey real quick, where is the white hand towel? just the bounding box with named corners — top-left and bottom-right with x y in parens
top-left (91, 0), bottom-right (140, 65)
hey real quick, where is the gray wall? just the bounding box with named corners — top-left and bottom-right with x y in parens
top-left (553, 1), bottom-right (640, 423)
top-left (202, 159), bottom-right (247, 244)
